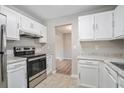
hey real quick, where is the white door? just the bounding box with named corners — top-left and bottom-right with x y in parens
top-left (1, 6), bottom-right (19, 40)
top-left (95, 11), bottom-right (113, 39)
top-left (78, 15), bottom-right (95, 40)
top-left (79, 65), bottom-right (99, 88)
top-left (114, 6), bottom-right (124, 38)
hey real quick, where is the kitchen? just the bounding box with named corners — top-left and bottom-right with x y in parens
top-left (1, 5), bottom-right (124, 88)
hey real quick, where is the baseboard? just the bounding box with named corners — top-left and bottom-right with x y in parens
top-left (71, 74), bottom-right (78, 78)
top-left (56, 57), bottom-right (63, 61)
top-left (63, 58), bottom-right (72, 60)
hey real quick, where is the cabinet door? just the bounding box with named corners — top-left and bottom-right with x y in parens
top-left (102, 65), bottom-right (117, 88)
top-left (46, 55), bottom-right (52, 75)
top-left (95, 11), bottom-right (113, 39)
top-left (79, 64), bottom-right (99, 88)
top-left (114, 6), bottom-right (124, 38)
top-left (39, 25), bottom-right (47, 43)
top-left (78, 15), bottom-right (95, 40)
top-left (33, 21), bottom-right (42, 35)
top-left (1, 6), bottom-right (19, 40)
top-left (20, 15), bottom-right (34, 33)
top-left (7, 66), bottom-right (27, 88)
top-left (118, 76), bottom-right (124, 88)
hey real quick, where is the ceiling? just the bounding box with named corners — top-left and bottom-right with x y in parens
top-left (55, 24), bottom-right (72, 34)
top-left (13, 5), bottom-right (116, 21)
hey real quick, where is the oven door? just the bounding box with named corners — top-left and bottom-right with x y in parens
top-left (27, 56), bottom-right (46, 81)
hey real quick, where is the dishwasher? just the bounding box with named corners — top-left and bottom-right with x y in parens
top-left (7, 61), bottom-right (27, 88)
top-left (102, 65), bottom-right (118, 88)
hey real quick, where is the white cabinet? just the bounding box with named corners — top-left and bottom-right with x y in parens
top-left (1, 6), bottom-right (20, 40)
top-left (78, 60), bottom-right (99, 88)
top-left (102, 65), bottom-right (117, 88)
top-left (95, 11), bottom-right (113, 39)
top-left (20, 15), bottom-right (43, 37)
top-left (46, 54), bottom-right (52, 75)
top-left (7, 61), bottom-right (27, 88)
top-left (20, 15), bottom-right (34, 34)
top-left (33, 21), bottom-right (42, 36)
top-left (78, 11), bottom-right (114, 41)
top-left (114, 6), bottom-right (124, 38)
top-left (78, 15), bottom-right (95, 40)
top-left (118, 75), bottom-right (124, 88)
top-left (39, 25), bottom-right (47, 43)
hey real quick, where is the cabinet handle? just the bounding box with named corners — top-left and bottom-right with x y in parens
top-left (79, 73), bottom-right (80, 79)
top-left (17, 23), bottom-right (19, 29)
top-left (96, 24), bottom-right (98, 30)
top-left (93, 24), bottom-right (95, 30)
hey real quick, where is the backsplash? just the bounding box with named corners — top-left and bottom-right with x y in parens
top-left (7, 37), bottom-right (48, 55)
top-left (80, 40), bottom-right (124, 58)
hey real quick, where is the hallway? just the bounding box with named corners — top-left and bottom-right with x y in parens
top-left (56, 59), bottom-right (72, 75)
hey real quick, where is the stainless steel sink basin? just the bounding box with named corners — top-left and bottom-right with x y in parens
top-left (111, 62), bottom-right (124, 70)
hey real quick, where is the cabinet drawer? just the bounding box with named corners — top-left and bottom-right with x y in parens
top-left (79, 60), bottom-right (99, 66)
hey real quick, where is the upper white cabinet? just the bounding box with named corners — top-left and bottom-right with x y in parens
top-left (114, 6), bottom-right (124, 38)
top-left (78, 11), bottom-right (114, 41)
top-left (20, 15), bottom-right (46, 37)
top-left (39, 25), bottom-right (47, 43)
top-left (1, 6), bottom-right (20, 40)
top-left (33, 21), bottom-right (42, 36)
top-left (95, 11), bottom-right (113, 39)
top-left (20, 15), bottom-right (35, 34)
top-left (78, 15), bottom-right (95, 40)
top-left (20, 15), bottom-right (32, 32)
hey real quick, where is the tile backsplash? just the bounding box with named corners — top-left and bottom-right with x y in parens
top-left (80, 39), bottom-right (124, 58)
top-left (7, 37), bottom-right (48, 55)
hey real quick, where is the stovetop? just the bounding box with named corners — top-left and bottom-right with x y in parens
top-left (111, 62), bottom-right (124, 71)
top-left (13, 46), bottom-right (46, 58)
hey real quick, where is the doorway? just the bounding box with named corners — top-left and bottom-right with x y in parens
top-left (55, 24), bottom-right (72, 75)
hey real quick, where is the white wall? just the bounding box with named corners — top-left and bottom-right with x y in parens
top-left (47, 6), bottom-right (115, 76)
top-left (55, 31), bottom-right (64, 60)
top-left (63, 33), bottom-right (72, 59)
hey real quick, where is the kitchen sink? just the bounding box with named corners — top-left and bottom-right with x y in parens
top-left (111, 62), bottom-right (124, 71)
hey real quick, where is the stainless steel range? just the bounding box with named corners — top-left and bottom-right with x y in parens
top-left (13, 46), bottom-right (47, 88)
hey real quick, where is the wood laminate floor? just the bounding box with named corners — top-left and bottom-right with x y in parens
top-left (35, 73), bottom-right (78, 88)
top-left (56, 59), bottom-right (72, 75)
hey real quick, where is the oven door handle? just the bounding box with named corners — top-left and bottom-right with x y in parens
top-left (28, 56), bottom-right (46, 62)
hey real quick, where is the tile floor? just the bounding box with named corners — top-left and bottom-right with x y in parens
top-left (35, 73), bottom-right (79, 88)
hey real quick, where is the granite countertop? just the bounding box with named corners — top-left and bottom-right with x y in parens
top-left (7, 55), bottom-right (27, 65)
top-left (77, 55), bottom-right (124, 77)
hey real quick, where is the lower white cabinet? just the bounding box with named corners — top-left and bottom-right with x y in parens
top-left (78, 60), bottom-right (99, 88)
top-left (7, 61), bottom-right (27, 88)
top-left (46, 54), bottom-right (52, 75)
top-left (102, 65), bottom-right (117, 88)
top-left (118, 75), bottom-right (124, 88)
